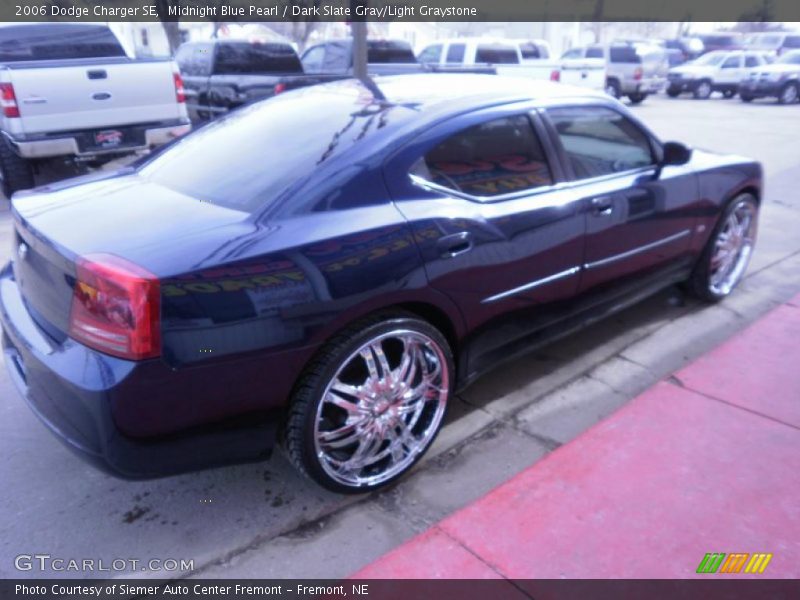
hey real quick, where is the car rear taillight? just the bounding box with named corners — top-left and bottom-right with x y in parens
top-left (69, 254), bottom-right (161, 360)
top-left (633, 67), bottom-right (643, 81)
top-left (0, 83), bottom-right (20, 118)
top-left (173, 71), bottom-right (186, 103)
top-left (274, 82), bottom-right (287, 95)
top-left (550, 70), bottom-right (561, 82)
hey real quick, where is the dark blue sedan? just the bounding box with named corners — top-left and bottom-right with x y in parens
top-left (0, 75), bottom-right (761, 493)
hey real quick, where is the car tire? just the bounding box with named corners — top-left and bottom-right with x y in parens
top-left (0, 136), bottom-right (34, 198)
top-left (284, 311), bottom-right (454, 494)
top-left (605, 79), bottom-right (621, 99)
top-left (778, 82), bottom-right (799, 105)
top-left (666, 87), bottom-right (681, 98)
top-left (693, 80), bottom-right (713, 100)
top-left (628, 92), bottom-right (648, 104)
top-left (740, 93), bottom-right (754, 103)
top-left (687, 193), bottom-right (759, 303)
top-left (722, 88), bottom-right (737, 99)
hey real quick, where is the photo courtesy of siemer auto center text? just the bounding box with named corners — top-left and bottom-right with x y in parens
top-left (0, 0), bottom-right (798, 598)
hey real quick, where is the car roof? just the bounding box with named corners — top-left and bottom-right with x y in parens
top-left (373, 73), bottom-right (606, 110)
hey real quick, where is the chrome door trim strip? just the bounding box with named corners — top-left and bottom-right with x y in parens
top-left (481, 266), bottom-right (581, 304)
top-left (583, 229), bottom-right (691, 270)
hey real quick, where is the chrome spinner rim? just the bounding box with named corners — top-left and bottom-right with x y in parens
top-left (313, 329), bottom-right (449, 488)
top-left (709, 200), bottom-right (757, 296)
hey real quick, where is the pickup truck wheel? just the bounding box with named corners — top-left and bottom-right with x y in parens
top-left (688, 194), bottom-right (758, 303)
top-left (284, 312), bottom-right (453, 493)
top-left (778, 82), bottom-right (799, 105)
top-left (0, 137), bottom-right (34, 198)
top-left (693, 80), bottom-right (712, 100)
top-left (628, 92), bottom-right (647, 104)
top-left (740, 93), bottom-right (754, 103)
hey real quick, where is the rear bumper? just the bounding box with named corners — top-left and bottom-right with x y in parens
top-left (0, 261), bottom-right (281, 479)
top-left (7, 120), bottom-right (191, 160)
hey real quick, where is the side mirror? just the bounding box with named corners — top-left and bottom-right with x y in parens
top-left (662, 141), bottom-right (692, 166)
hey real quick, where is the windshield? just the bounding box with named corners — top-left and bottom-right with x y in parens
top-left (692, 52), bottom-right (726, 66)
top-left (140, 83), bottom-right (409, 213)
top-left (778, 52), bottom-right (800, 65)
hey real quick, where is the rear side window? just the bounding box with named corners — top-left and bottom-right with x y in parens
top-left (586, 47), bottom-right (604, 59)
top-left (475, 44), bottom-right (519, 64)
top-left (519, 42), bottom-right (541, 60)
top-left (547, 107), bottom-right (654, 180)
top-left (0, 24), bottom-right (126, 61)
top-left (609, 46), bottom-right (641, 63)
top-left (412, 115), bottom-right (553, 198)
top-left (214, 42), bottom-right (302, 74)
top-left (367, 41), bottom-right (416, 64)
top-left (446, 43), bottom-right (466, 64)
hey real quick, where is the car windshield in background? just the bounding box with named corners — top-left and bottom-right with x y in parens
top-left (214, 42), bottom-right (302, 74)
top-left (139, 84), bottom-right (409, 213)
top-left (367, 41), bottom-right (416, 63)
top-left (0, 24), bottom-right (126, 61)
top-left (519, 42), bottom-right (542, 59)
top-left (693, 52), bottom-right (727, 66)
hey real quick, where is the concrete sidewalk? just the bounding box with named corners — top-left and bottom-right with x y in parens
top-left (354, 293), bottom-right (800, 579)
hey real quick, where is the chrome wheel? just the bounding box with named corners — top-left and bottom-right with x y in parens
top-left (779, 83), bottom-right (798, 104)
top-left (695, 81), bottom-right (712, 99)
top-left (709, 200), bottom-right (757, 296)
top-left (312, 329), bottom-right (449, 489)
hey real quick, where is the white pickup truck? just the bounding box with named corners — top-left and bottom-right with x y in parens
top-left (0, 23), bottom-right (191, 197)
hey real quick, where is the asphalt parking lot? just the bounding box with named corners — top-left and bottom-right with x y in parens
top-left (1, 92), bottom-right (799, 580)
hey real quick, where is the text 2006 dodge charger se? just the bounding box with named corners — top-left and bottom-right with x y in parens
top-left (0, 76), bottom-right (761, 493)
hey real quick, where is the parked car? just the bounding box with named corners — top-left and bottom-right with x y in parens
top-left (664, 37), bottom-right (704, 62)
top-left (739, 49), bottom-right (800, 104)
top-left (696, 33), bottom-right (742, 54)
top-left (561, 42), bottom-right (667, 103)
top-left (0, 23), bottom-right (190, 197)
top-left (743, 31), bottom-right (800, 57)
top-left (666, 50), bottom-right (771, 99)
top-left (417, 38), bottom-right (559, 83)
top-left (557, 46), bottom-right (608, 93)
top-left (0, 75), bottom-right (762, 493)
top-left (301, 39), bottom-right (425, 77)
top-left (175, 39), bottom-right (345, 122)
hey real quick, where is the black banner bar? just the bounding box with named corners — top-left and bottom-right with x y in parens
top-left (6, 0), bottom-right (800, 22)
top-left (2, 580), bottom-right (800, 600)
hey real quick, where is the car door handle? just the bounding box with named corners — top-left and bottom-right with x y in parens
top-left (590, 196), bottom-right (614, 216)
top-left (437, 232), bottom-right (473, 258)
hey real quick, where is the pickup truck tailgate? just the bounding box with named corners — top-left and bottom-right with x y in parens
top-left (9, 59), bottom-right (183, 134)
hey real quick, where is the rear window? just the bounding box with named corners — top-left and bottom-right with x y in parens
top-left (214, 42), bottom-right (302, 74)
top-left (609, 46), bottom-right (641, 63)
top-left (0, 24), bottom-right (126, 62)
top-left (367, 41), bottom-right (416, 64)
top-left (475, 44), bottom-right (519, 64)
top-left (139, 83), bottom-right (410, 213)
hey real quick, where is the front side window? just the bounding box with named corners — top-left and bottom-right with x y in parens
top-left (418, 44), bottom-right (442, 64)
top-left (547, 107), bottom-right (654, 180)
top-left (411, 115), bottom-right (553, 198)
top-left (744, 55), bottom-right (760, 68)
top-left (587, 47), bottom-right (604, 59)
top-left (722, 55), bottom-right (741, 69)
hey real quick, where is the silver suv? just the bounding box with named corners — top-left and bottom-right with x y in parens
top-left (562, 42), bottom-right (668, 104)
